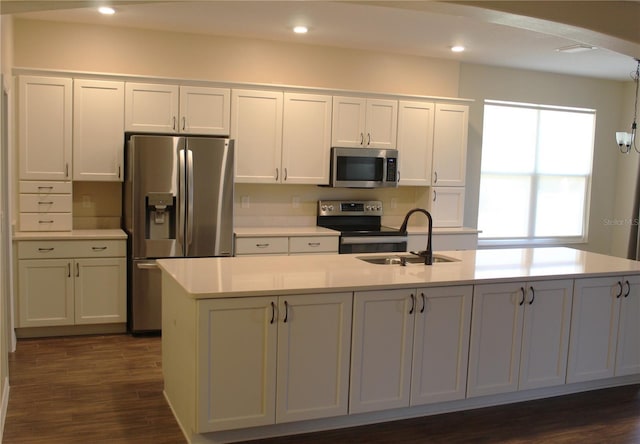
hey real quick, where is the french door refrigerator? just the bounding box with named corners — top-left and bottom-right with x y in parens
top-left (123, 134), bottom-right (234, 333)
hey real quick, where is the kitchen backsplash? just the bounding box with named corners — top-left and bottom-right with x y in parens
top-left (73, 181), bottom-right (431, 230)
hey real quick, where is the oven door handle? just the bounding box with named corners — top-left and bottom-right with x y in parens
top-left (340, 236), bottom-right (408, 245)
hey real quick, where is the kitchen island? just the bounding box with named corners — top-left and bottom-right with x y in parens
top-left (158, 248), bottom-right (640, 444)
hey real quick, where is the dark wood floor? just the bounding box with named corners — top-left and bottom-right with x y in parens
top-left (4, 334), bottom-right (640, 443)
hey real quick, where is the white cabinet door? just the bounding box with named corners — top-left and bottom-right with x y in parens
top-left (74, 258), bottom-right (126, 324)
top-left (331, 96), bottom-right (366, 148)
top-left (350, 289), bottom-right (415, 413)
top-left (276, 293), bottom-right (352, 423)
top-left (397, 100), bottom-right (434, 186)
top-left (197, 297), bottom-right (277, 432)
top-left (518, 280), bottom-right (573, 390)
top-left (73, 79), bottom-right (125, 181)
top-left (431, 187), bottom-right (465, 227)
top-left (18, 259), bottom-right (74, 327)
top-left (365, 98), bottom-right (398, 149)
top-left (281, 93), bottom-right (332, 185)
top-left (232, 89), bottom-right (283, 183)
top-left (467, 282), bottom-right (524, 397)
top-left (179, 86), bottom-right (230, 135)
top-left (567, 277), bottom-right (620, 383)
top-left (411, 285), bottom-right (472, 405)
top-left (18, 76), bottom-right (72, 180)
top-left (432, 103), bottom-right (468, 187)
top-left (615, 276), bottom-right (640, 376)
top-left (125, 82), bottom-right (179, 132)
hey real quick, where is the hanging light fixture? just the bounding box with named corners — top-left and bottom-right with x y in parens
top-left (617, 58), bottom-right (640, 153)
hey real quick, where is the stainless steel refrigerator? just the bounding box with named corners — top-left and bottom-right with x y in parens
top-left (123, 134), bottom-right (234, 333)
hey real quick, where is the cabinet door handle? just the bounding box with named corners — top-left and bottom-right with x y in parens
top-left (118, 165), bottom-right (121, 179)
top-left (420, 293), bottom-right (426, 313)
top-left (433, 189), bottom-right (437, 202)
top-left (434, 171), bottom-right (438, 184)
top-left (409, 293), bottom-right (415, 314)
top-left (528, 286), bottom-right (535, 305)
top-left (616, 281), bottom-right (623, 298)
top-left (67, 263), bottom-right (71, 278)
top-left (76, 262), bottom-right (80, 277)
top-left (91, 246), bottom-right (108, 251)
top-left (65, 163), bottom-right (69, 178)
top-left (623, 280), bottom-right (631, 298)
top-left (275, 168), bottom-right (279, 181)
top-left (519, 287), bottom-right (525, 306)
top-left (38, 247), bottom-right (54, 252)
top-left (182, 116), bottom-right (186, 131)
top-left (270, 301), bottom-right (275, 324)
top-left (283, 300), bottom-right (289, 323)
top-left (173, 116), bottom-right (176, 131)
top-left (284, 168), bottom-right (288, 181)
top-left (360, 132), bottom-right (364, 145)
top-left (367, 133), bottom-right (371, 146)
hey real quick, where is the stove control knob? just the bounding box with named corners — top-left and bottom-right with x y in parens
top-left (321, 205), bottom-right (327, 212)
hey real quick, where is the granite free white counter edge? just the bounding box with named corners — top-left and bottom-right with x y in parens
top-left (13, 229), bottom-right (128, 241)
top-left (157, 247), bottom-right (640, 298)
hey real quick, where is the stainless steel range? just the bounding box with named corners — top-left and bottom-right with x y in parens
top-left (317, 200), bottom-right (407, 254)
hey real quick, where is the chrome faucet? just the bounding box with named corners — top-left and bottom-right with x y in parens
top-left (399, 208), bottom-right (433, 265)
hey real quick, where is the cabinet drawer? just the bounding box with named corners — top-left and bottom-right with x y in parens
top-left (20, 194), bottom-right (72, 213)
top-left (289, 236), bottom-right (338, 254)
top-left (18, 240), bottom-right (125, 259)
top-left (19, 181), bottom-right (72, 194)
top-left (20, 213), bottom-right (72, 232)
top-left (235, 237), bottom-right (288, 255)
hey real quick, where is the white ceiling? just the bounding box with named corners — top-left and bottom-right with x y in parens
top-left (6, 0), bottom-right (640, 81)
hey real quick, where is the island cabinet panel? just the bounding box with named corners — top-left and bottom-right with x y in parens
top-left (410, 285), bottom-right (472, 405)
top-left (196, 292), bottom-right (353, 432)
top-left (568, 276), bottom-right (640, 383)
top-left (349, 289), bottom-right (415, 413)
top-left (276, 292), bottom-right (352, 423)
top-left (467, 279), bottom-right (573, 397)
top-left (197, 297), bottom-right (278, 432)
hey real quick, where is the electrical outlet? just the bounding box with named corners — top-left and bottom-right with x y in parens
top-left (292, 196), bottom-right (300, 208)
top-left (241, 196), bottom-right (250, 209)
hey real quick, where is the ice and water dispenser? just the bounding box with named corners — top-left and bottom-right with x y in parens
top-left (145, 192), bottom-right (176, 240)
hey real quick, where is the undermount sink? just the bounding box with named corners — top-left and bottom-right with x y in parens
top-left (356, 253), bottom-right (459, 265)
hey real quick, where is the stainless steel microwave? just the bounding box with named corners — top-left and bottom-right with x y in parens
top-left (329, 147), bottom-right (399, 188)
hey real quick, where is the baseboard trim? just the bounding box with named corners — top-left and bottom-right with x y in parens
top-left (0, 376), bottom-right (9, 442)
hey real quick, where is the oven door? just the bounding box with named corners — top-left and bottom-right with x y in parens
top-left (339, 235), bottom-right (408, 254)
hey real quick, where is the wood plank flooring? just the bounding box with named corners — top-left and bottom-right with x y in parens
top-left (3, 334), bottom-right (640, 443)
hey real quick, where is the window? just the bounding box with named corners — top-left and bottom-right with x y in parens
top-left (477, 100), bottom-right (595, 246)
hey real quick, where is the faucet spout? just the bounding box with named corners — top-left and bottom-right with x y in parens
top-left (399, 208), bottom-right (433, 265)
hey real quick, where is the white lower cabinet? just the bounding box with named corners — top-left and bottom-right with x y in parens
top-left (349, 285), bottom-right (472, 413)
top-left (196, 292), bottom-right (352, 433)
top-left (567, 276), bottom-right (640, 383)
top-left (17, 240), bottom-right (126, 327)
top-left (467, 280), bottom-right (573, 397)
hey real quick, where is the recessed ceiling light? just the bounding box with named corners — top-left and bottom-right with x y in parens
top-left (451, 46), bottom-right (465, 53)
top-left (293, 26), bottom-right (308, 34)
top-left (556, 44), bottom-right (597, 53)
top-left (98, 6), bottom-right (115, 15)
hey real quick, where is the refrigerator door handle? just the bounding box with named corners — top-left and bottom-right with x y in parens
top-left (187, 149), bottom-right (195, 250)
top-left (178, 149), bottom-right (186, 249)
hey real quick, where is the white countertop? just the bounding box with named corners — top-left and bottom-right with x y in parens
top-left (235, 226), bottom-right (339, 237)
top-left (13, 229), bottom-right (128, 240)
top-left (157, 247), bottom-right (640, 299)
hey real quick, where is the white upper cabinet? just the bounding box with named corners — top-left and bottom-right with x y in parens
top-left (432, 103), bottom-right (468, 187)
top-left (19, 76), bottom-right (72, 181)
top-left (331, 96), bottom-right (397, 149)
top-left (73, 79), bottom-right (125, 181)
top-left (231, 89), bottom-right (284, 183)
top-left (125, 82), bottom-right (231, 135)
top-left (281, 93), bottom-right (332, 185)
top-left (397, 100), bottom-right (434, 186)
top-left (431, 186), bottom-right (465, 228)
top-left (179, 86), bottom-right (230, 135)
top-left (125, 82), bottom-right (179, 133)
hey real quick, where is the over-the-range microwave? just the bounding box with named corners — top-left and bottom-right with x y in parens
top-left (329, 147), bottom-right (399, 188)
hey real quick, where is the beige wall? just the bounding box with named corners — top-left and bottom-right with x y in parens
top-left (13, 19), bottom-right (459, 97)
top-left (459, 63), bottom-right (627, 255)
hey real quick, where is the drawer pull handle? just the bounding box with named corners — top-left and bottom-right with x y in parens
top-left (38, 220), bottom-right (54, 224)
top-left (37, 186), bottom-right (53, 190)
top-left (308, 242), bottom-right (320, 247)
top-left (38, 201), bottom-right (53, 205)
top-left (38, 247), bottom-right (54, 252)
top-left (256, 243), bottom-right (270, 248)
top-left (91, 246), bottom-right (108, 251)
